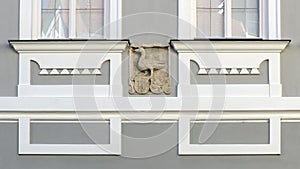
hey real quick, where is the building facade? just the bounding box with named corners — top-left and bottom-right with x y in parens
top-left (1, 0), bottom-right (300, 168)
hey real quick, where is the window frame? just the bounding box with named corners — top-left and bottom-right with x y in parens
top-left (20, 0), bottom-right (122, 40)
top-left (178, 0), bottom-right (281, 39)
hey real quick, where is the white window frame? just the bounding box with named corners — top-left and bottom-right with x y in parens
top-left (19, 0), bottom-right (122, 40)
top-left (178, 0), bottom-right (281, 39)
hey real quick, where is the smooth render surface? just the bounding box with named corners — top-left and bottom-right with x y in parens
top-left (0, 123), bottom-right (299, 169)
top-left (122, 0), bottom-right (178, 44)
top-left (281, 0), bottom-right (300, 96)
top-left (0, 0), bottom-right (18, 96)
top-left (0, 0), bottom-right (299, 168)
top-left (0, 0), bottom-right (298, 96)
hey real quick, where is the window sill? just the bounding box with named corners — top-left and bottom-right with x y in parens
top-left (9, 40), bottom-right (130, 53)
top-left (170, 39), bottom-right (290, 53)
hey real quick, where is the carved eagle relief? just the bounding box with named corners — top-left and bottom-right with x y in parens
top-left (129, 46), bottom-right (171, 95)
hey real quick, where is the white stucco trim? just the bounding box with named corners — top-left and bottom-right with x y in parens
top-left (19, 0), bottom-right (32, 39)
top-left (267, 0), bottom-right (281, 39)
top-left (9, 40), bottom-right (129, 53)
top-left (18, 117), bottom-right (122, 155)
top-left (1, 97), bottom-right (300, 112)
top-left (19, 0), bottom-right (122, 39)
top-left (178, 0), bottom-right (197, 39)
top-left (9, 40), bottom-right (128, 97)
top-left (172, 40), bottom-right (289, 97)
top-left (178, 116), bottom-right (281, 155)
top-left (171, 40), bottom-right (289, 53)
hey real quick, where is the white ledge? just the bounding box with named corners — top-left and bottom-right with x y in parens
top-left (171, 40), bottom-right (290, 53)
top-left (0, 97), bottom-right (299, 112)
top-left (9, 40), bottom-right (129, 53)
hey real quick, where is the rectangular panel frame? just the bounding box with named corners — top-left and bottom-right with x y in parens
top-left (18, 117), bottom-right (121, 155)
top-left (178, 116), bottom-right (281, 155)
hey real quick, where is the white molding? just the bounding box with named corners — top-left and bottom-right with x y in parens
top-left (1, 97), bottom-right (300, 112)
top-left (108, 0), bottom-right (122, 39)
top-left (9, 40), bottom-right (128, 97)
top-left (0, 111), bottom-right (298, 121)
top-left (18, 117), bottom-right (121, 155)
top-left (19, 0), bottom-right (32, 39)
top-left (178, 116), bottom-right (281, 155)
top-left (172, 40), bottom-right (289, 97)
top-left (276, 0), bottom-right (281, 38)
top-left (268, 0), bottom-right (281, 39)
top-left (178, 0), bottom-right (196, 39)
top-left (260, 0), bottom-right (266, 38)
top-left (224, 0), bottom-right (232, 37)
top-left (171, 40), bottom-right (290, 53)
top-left (69, 0), bottom-right (76, 38)
top-left (178, 84), bottom-right (271, 97)
top-left (31, 0), bottom-right (41, 39)
top-left (9, 41), bottom-right (129, 53)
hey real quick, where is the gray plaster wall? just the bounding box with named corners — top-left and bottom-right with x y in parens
top-left (0, 122), bottom-right (299, 169)
top-left (0, 0), bottom-right (300, 168)
top-left (0, 0), bottom-right (298, 96)
top-left (281, 0), bottom-right (300, 96)
top-left (0, 0), bottom-right (18, 96)
top-left (122, 0), bottom-right (178, 44)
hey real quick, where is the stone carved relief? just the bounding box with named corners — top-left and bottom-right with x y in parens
top-left (129, 45), bottom-right (171, 95)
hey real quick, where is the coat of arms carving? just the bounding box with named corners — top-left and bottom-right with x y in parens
top-left (129, 45), bottom-right (171, 95)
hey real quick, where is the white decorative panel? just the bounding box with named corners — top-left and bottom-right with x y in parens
top-left (9, 40), bottom-right (128, 97)
top-left (171, 40), bottom-right (289, 97)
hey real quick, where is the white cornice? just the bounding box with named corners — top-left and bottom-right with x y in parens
top-left (9, 40), bottom-right (129, 53)
top-left (0, 112), bottom-right (299, 121)
top-left (171, 40), bottom-right (290, 53)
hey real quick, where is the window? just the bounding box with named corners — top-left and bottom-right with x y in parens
top-left (19, 0), bottom-right (122, 39)
top-left (196, 0), bottom-right (259, 38)
top-left (231, 0), bottom-right (259, 37)
top-left (41, 0), bottom-right (70, 38)
top-left (41, 0), bottom-right (104, 39)
top-left (178, 0), bottom-right (281, 39)
top-left (76, 0), bottom-right (104, 38)
top-left (196, 0), bottom-right (225, 37)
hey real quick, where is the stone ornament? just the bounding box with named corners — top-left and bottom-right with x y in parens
top-left (129, 45), bottom-right (171, 95)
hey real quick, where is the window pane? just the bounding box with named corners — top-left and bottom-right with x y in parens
top-left (246, 9), bottom-right (259, 37)
top-left (197, 9), bottom-right (211, 37)
top-left (232, 0), bottom-right (245, 8)
top-left (56, 0), bottom-right (69, 9)
top-left (77, 0), bottom-right (91, 9)
top-left (232, 9), bottom-right (246, 37)
top-left (91, 0), bottom-right (104, 9)
top-left (197, 0), bottom-right (210, 8)
top-left (246, 0), bottom-right (259, 8)
top-left (90, 10), bottom-right (104, 37)
top-left (41, 10), bottom-right (55, 38)
top-left (55, 10), bottom-right (69, 38)
top-left (42, 0), bottom-right (55, 9)
top-left (211, 0), bottom-right (224, 8)
top-left (211, 9), bottom-right (224, 37)
top-left (76, 10), bottom-right (90, 38)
